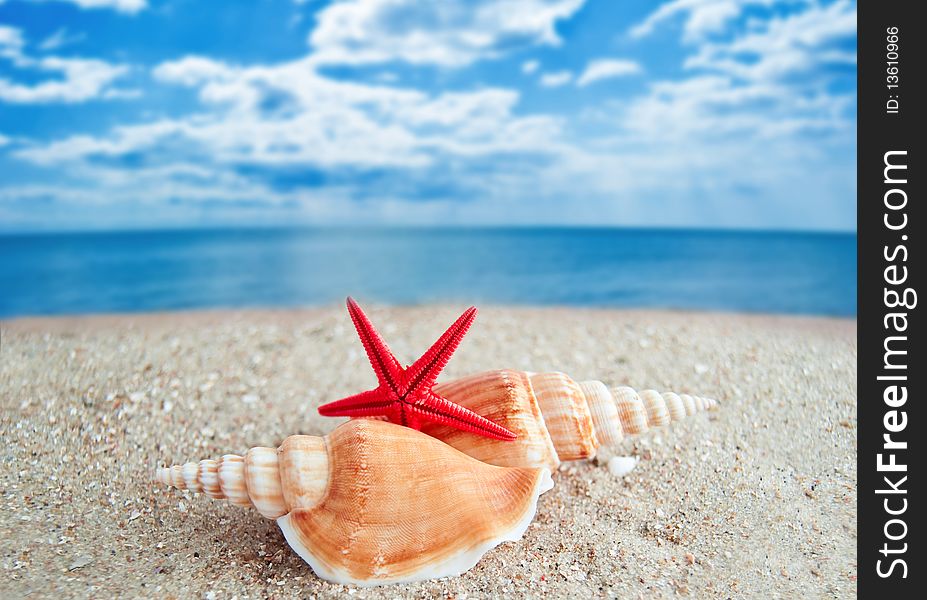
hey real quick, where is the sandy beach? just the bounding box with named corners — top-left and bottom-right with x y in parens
top-left (0, 306), bottom-right (856, 598)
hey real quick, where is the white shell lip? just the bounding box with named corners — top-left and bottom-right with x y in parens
top-left (276, 468), bottom-right (555, 587)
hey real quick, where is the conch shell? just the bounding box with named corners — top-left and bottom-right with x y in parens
top-left (419, 370), bottom-right (718, 470)
top-left (154, 419), bottom-right (553, 586)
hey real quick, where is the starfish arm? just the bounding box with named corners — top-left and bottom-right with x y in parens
top-left (346, 297), bottom-right (403, 395)
top-left (411, 392), bottom-right (517, 441)
top-left (317, 388), bottom-right (394, 418)
top-left (403, 306), bottom-right (477, 395)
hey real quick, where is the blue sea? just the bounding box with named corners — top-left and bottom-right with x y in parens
top-left (0, 228), bottom-right (856, 318)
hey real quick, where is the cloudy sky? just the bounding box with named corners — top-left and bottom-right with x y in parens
top-left (0, 0), bottom-right (856, 232)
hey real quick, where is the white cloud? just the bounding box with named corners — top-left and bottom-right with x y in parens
top-left (14, 121), bottom-right (184, 164)
top-left (521, 59), bottom-right (540, 74)
top-left (308, 0), bottom-right (586, 66)
top-left (39, 27), bottom-right (87, 51)
top-left (9, 49), bottom-right (581, 231)
top-left (539, 70), bottom-right (572, 87)
top-left (0, 56), bottom-right (130, 103)
top-left (684, 0), bottom-right (857, 81)
top-left (576, 58), bottom-right (641, 86)
top-left (0, 25), bottom-right (23, 46)
top-left (0, 132), bottom-right (10, 147)
top-left (21, 53), bottom-right (565, 171)
top-left (617, 1), bottom-right (855, 144)
top-left (0, 25), bottom-right (24, 61)
top-left (24, 0), bottom-right (147, 14)
top-left (102, 87), bottom-right (143, 99)
top-left (152, 56), bottom-right (236, 85)
top-left (630, 0), bottom-right (775, 42)
top-left (0, 25), bottom-right (133, 104)
top-left (618, 75), bottom-right (851, 142)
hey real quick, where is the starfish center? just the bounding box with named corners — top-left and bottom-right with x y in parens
top-left (316, 298), bottom-right (516, 441)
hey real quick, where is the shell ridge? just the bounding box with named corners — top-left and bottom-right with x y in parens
top-left (276, 466), bottom-right (553, 587)
top-left (341, 420), bottom-right (373, 574)
top-left (519, 371), bottom-right (561, 467)
top-left (243, 447), bottom-right (287, 518)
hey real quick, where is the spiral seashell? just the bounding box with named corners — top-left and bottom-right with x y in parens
top-left (155, 419), bottom-right (553, 586)
top-left (420, 370), bottom-right (718, 470)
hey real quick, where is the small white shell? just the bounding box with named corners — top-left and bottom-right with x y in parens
top-left (607, 456), bottom-right (638, 477)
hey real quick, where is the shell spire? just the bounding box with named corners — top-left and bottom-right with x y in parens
top-left (154, 419), bottom-right (552, 586)
top-left (155, 445), bottom-right (317, 519)
top-left (419, 370), bottom-right (718, 470)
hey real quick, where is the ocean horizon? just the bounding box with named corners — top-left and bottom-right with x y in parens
top-left (0, 227), bottom-right (856, 318)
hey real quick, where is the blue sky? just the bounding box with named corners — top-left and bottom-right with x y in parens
top-left (0, 0), bottom-right (857, 232)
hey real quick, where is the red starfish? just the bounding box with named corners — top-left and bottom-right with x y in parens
top-left (317, 297), bottom-right (516, 441)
